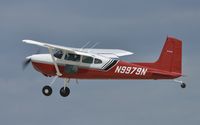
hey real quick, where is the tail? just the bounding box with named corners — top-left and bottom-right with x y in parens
top-left (154, 37), bottom-right (182, 74)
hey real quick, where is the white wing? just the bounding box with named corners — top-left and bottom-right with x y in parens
top-left (23, 40), bottom-right (134, 58)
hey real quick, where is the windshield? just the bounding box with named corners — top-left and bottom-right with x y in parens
top-left (54, 50), bottom-right (63, 59)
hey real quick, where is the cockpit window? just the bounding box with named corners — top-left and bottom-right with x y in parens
top-left (82, 56), bottom-right (93, 64)
top-left (65, 53), bottom-right (80, 62)
top-left (94, 58), bottom-right (102, 64)
top-left (54, 50), bottom-right (63, 59)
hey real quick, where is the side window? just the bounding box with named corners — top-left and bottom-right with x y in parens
top-left (54, 50), bottom-right (63, 59)
top-left (65, 53), bottom-right (80, 62)
top-left (82, 56), bottom-right (93, 64)
top-left (94, 58), bottom-right (102, 64)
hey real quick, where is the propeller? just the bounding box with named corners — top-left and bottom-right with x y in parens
top-left (22, 48), bottom-right (41, 70)
top-left (22, 57), bottom-right (31, 70)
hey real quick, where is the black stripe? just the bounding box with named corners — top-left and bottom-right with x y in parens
top-left (103, 60), bottom-right (114, 70)
top-left (102, 59), bottom-right (112, 69)
top-left (104, 60), bottom-right (118, 70)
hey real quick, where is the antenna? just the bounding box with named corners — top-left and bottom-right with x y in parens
top-left (90, 42), bottom-right (99, 49)
top-left (80, 41), bottom-right (91, 50)
top-left (87, 42), bottom-right (100, 52)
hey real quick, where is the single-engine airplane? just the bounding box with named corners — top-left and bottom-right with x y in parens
top-left (22, 36), bottom-right (185, 97)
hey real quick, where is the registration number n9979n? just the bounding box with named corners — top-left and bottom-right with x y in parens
top-left (114, 66), bottom-right (148, 76)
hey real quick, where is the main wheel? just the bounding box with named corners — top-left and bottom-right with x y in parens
top-left (60, 87), bottom-right (70, 97)
top-left (181, 83), bottom-right (186, 88)
top-left (42, 85), bottom-right (52, 96)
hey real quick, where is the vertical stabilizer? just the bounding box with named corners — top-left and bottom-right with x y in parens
top-left (155, 37), bottom-right (182, 73)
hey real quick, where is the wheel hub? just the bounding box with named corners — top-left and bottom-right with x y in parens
top-left (44, 89), bottom-right (49, 94)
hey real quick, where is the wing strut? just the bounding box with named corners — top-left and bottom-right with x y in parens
top-left (48, 48), bottom-right (62, 76)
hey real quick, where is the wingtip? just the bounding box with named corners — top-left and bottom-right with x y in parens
top-left (127, 51), bottom-right (135, 55)
top-left (22, 39), bottom-right (30, 43)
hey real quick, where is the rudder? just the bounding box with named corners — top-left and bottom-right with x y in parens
top-left (155, 37), bottom-right (182, 74)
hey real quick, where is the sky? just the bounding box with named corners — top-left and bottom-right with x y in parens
top-left (0, 0), bottom-right (200, 125)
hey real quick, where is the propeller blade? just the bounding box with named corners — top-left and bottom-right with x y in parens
top-left (22, 58), bottom-right (31, 70)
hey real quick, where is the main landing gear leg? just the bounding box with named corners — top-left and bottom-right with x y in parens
top-left (42, 76), bottom-right (58, 96)
top-left (174, 80), bottom-right (186, 88)
top-left (60, 78), bottom-right (70, 97)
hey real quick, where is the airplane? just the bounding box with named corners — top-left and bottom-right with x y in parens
top-left (22, 36), bottom-right (186, 97)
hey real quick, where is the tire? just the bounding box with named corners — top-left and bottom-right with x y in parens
top-left (60, 87), bottom-right (70, 97)
top-left (181, 83), bottom-right (186, 88)
top-left (42, 85), bottom-right (52, 96)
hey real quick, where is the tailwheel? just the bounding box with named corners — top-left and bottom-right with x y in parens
top-left (181, 83), bottom-right (186, 88)
top-left (60, 87), bottom-right (70, 97)
top-left (42, 85), bottom-right (52, 96)
top-left (174, 80), bottom-right (186, 89)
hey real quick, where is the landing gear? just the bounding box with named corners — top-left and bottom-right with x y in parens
top-left (42, 77), bottom-right (71, 97)
top-left (59, 78), bottom-right (71, 97)
top-left (174, 80), bottom-right (186, 89)
top-left (42, 76), bottom-right (58, 96)
top-left (42, 85), bottom-right (52, 96)
top-left (60, 87), bottom-right (70, 97)
top-left (181, 83), bottom-right (186, 88)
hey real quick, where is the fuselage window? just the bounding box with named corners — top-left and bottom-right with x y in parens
top-left (65, 53), bottom-right (80, 62)
top-left (94, 58), bottom-right (102, 64)
top-left (54, 50), bottom-right (63, 59)
top-left (82, 56), bottom-right (93, 64)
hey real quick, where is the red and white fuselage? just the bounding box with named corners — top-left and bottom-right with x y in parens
top-left (23, 36), bottom-right (185, 97)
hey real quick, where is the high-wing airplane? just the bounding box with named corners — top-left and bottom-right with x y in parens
top-left (22, 36), bottom-right (185, 97)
